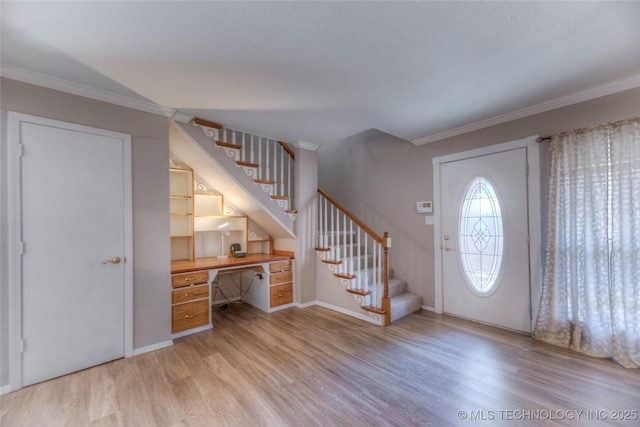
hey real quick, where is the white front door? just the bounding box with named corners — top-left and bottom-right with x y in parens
top-left (439, 148), bottom-right (531, 332)
top-left (13, 114), bottom-right (132, 387)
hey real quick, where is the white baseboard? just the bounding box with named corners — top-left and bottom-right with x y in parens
top-left (0, 384), bottom-right (12, 396)
top-left (296, 300), bottom-right (317, 309)
top-left (421, 305), bottom-right (435, 312)
top-left (132, 339), bottom-right (174, 356)
top-left (315, 301), bottom-right (382, 325)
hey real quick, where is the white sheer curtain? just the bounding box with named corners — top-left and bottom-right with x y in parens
top-left (534, 118), bottom-right (640, 368)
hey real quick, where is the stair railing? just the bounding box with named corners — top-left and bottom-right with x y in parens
top-left (317, 188), bottom-right (391, 325)
top-left (219, 127), bottom-right (295, 207)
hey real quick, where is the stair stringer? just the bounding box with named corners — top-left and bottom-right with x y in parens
top-left (192, 123), bottom-right (297, 222)
top-left (315, 250), bottom-right (384, 326)
top-left (171, 121), bottom-right (296, 239)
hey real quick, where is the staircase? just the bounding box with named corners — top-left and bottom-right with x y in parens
top-left (316, 189), bottom-right (422, 325)
top-left (192, 118), bottom-right (297, 221)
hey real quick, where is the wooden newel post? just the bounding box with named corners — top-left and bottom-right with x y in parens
top-left (382, 232), bottom-right (391, 326)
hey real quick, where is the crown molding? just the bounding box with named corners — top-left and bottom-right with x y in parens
top-left (293, 140), bottom-right (319, 151)
top-left (0, 63), bottom-right (176, 117)
top-left (170, 111), bottom-right (194, 123)
top-left (412, 74), bottom-right (640, 146)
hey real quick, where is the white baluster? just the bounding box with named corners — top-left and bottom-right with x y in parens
top-left (318, 194), bottom-right (322, 247)
top-left (349, 219), bottom-right (354, 277)
top-left (343, 212), bottom-right (347, 276)
top-left (378, 242), bottom-right (383, 308)
top-left (280, 147), bottom-right (284, 196)
top-left (242, 132), bottom-right (246, 162)
top-left (364, 234), bottom-right (368, 293)
top-left (287, 157), bottom-right (291, 204)
top-left (331, 203), bottom-right (335, 259)
top-left (357, 228), bottom-right (361, 290)
top-left (323, 196), bottom-right (328, 247)
top-left (273, 140), bottom-right (277, 193)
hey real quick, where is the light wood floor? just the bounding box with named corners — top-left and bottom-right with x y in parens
top-left (2, 305), bottom-right (639, 426)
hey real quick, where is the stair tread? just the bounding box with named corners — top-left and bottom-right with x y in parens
top-left (388, 278), bottom-right (408, 298)
top-left (321, 259), bottom-right (342, 265)
top-left (346, 288), bottom-right (370, 296)
top-left (255, 179), bottom-right (276, 184)
top-left (236, 160), bottom-right (259, 168)
top-left (314, 247), bottom-right (331, 252)
top-left (271, 195), bottom-right (289, 200)
top-left (216, 141), bottom-right (242, 150)
top-left (390, 292), bottom-right (423, 322)
top-left (285, 210), bottom-right (297, 214)
top-left (193, 118), bottom-right (223, 129)
top-left (361, 305), bottom-right (387, 315)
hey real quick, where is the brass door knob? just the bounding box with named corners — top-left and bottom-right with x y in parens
top-left (103, 256), bottom-right (121, 264)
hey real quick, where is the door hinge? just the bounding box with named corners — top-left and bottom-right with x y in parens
top-left (527, 235), bottom-right (530, 246)
top-left (19, 241), bottom-right (25, 255)
top-left (17, 144), bottom-right (25, 158)
top-left (20, 339), bottom-right (25, 353)
top-left (525, 163), bottom-right (529, 175)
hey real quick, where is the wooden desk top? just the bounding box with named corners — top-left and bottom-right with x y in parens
top-left (171, 253), bottom-right (293, 274)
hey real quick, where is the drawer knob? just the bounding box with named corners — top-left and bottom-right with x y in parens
top-left (184, 313), bottom-right (200, 319)
top-left (185, 292), bottom-right (199, 297)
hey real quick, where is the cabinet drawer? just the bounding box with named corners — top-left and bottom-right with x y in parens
top-left (172, 299), bottom-right (209, 333)
top-left (172, 271), bottom-right (208, 288)
top-left (269, 260), bottom-right (292, 272)
top-left (270, 283), bottom-right (293, 307)
top-left (270, 270), bottom-right (292, 285)
top-left (172, 284), bottom-right (209, 304)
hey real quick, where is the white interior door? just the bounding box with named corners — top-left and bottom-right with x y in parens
top-left (440, 148), bottom-right (531, 333)
top-left (18, 116), bottom-right (131, 386)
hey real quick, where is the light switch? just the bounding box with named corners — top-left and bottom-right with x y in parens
top-left (416, 201), bottom-right (433, 214)
top-left (425, 216), bottom-right (434, 225)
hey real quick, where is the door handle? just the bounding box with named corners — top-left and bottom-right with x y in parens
top-left (443, 246), bottom-right (452, 252)
top-left (103, 256), bottom-right (121, 264)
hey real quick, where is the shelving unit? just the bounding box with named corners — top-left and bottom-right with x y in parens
top-left (193, 192), bottom-right (248, 258)
top-left (170, 168), bottom-right (194, 261)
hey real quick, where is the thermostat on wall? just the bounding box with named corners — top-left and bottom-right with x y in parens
top-left (416, 201), bottom-right (433, 214)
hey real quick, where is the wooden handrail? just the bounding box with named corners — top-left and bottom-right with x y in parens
top-left (193, 118), bottom-right (223, 129)
top-left (317, 188), bottom-right (387, 247)
top-left (278, 141), bottom-right (295, 160)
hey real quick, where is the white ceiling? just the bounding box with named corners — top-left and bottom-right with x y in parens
top-left (2, 1), bottom-right (639, 146)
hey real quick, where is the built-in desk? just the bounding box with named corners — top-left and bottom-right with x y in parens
top-left (170, 253), bottom-right (294, 338)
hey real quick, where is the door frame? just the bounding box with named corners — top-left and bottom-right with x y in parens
top-left (7, 112), bottom-right (134, 392)
top-left (432, 136), bottom-right (542, 327)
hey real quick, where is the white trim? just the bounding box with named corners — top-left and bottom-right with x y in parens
top-left (171, 324), bottom-right (213, 339)
top-left (296, 300), bottom-right (318, 309)
top-left (171, 111), bottom-right (194, 123)
top-left (7, 112), bottom-right (134, 392)
top-left (315, 301), bottom-right (381, 325)
top-left (421, 305), bottom-right (435, 312)
top-left (413, 74), bottom-right (640, 145)
top-left (293, 140), bottom-right (319, 151)
top-left (432, 136), bottom-right (542, 321)
top-left (0, 385), bottom-right (11, 396)
top-left (132, 340), bottom-right (174, 356)
top-left (1, 64), bottom-right (174, 117)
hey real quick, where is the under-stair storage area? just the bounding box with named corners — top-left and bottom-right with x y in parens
top-left (170, 168), bottom-right (194, 261)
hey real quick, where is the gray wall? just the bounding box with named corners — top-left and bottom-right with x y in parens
top-left (317, 87), bottom-right (640, 308)
top-left (1, 78), bottom-right (171, 387)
